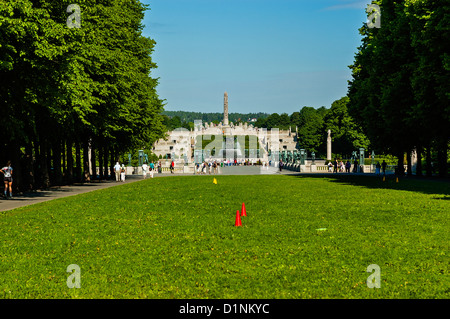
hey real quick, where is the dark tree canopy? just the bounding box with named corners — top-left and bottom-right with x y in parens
top-left (0, 0), bottom-right (164, 190)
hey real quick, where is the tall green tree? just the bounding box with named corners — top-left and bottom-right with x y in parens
top-left (0, 0), bottom-right (165, 190)
top-left (323, 97), bottom-right (370, 157)
top-left (295, 106), bottom-right (326, 154)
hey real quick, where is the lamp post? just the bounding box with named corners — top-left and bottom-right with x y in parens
top-left (293, 150), bottom-right (298, 164)
top-left (371, 150), bottom-right (375, 173)
top-left (138, 150), bottom-right (144, 167)
top-left (300, 149), bottom-right (305, 165)
top-left (359, 148), bottom-right (365, 173)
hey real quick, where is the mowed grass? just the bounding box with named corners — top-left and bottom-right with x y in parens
top-left (0, 174), bottom-right (448, 299)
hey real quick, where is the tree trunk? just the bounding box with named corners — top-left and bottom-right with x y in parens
top-left (75, 141), bottom-right (81, 183)
top-left (98, 141), bottom-right (104, 180)
top-left (437, 140), bottom-right (447, 178)
top-left (90, 139), bottom-right (97, 180)
top-left (416, 146), bottom-right (422, 176)
top-left (104, 145), bottom-right (109, 180)
top-left (110, 148), bottom-right (116, 180)
top-left (66, 138), bottom-right (74, 184)
top-left (425, 146), bottom-right (432, 176)
top-left (83, 140), bottom-right (90, 182)
top-left (40, 138), bottom-right (50, 188)
top-left (24, 142), bottom-right (35, 190)
top-left (34, 137), bottom-right (42, 188)
top-left (406, 150), bottom-right (412, 176)
top-left (46, 141), bottom-right (52, 185)
top-left (62, 139), bottom-right (66, 182)
top-left (396, 152), bottom-right (405, 176)
top-left (53, 138), bottom-right (63, 186)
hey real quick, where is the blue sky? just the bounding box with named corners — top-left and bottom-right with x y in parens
top-left (140, 0), bottom-right (371, 114)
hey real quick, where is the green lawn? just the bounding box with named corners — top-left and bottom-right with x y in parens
top-left (0, 174), bottom-right (448, 298)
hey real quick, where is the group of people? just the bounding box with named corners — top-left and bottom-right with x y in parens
top-left (327, 158), bottom-right (388, 175)
top-left (114, 162), bottom-right (127, 182)
top-left (142, 161), bottom-right (161, 178)
top-left (196, 161), bottom-right (220, 174)
top-left (114, 161), bottom-right (166, 181)
top-left (375, 160), bottom-right (388, 175)
top-left (328, 159), bottom-right (358, 173)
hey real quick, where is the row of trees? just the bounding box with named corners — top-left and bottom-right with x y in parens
top-left (255, 97), bottom-right (370, 158)
top-left (0, 0), bottom-right (165, 191)
top-left (348, 0), bottom-right (449, 176)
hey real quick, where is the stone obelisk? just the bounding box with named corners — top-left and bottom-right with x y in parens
top-left (223, 92), bottom-right (231, 136)
top-left (327, 129), bottom-right (332, 160)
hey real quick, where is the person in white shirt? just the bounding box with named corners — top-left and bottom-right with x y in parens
top-left (114, 162), bottom-right (121, 182)
top-left (120, 164), bottom-right (126, 182)
top-left (1, 161), bottom-right (13, 198)
top-left (142, 162), bottom-right (148, 179)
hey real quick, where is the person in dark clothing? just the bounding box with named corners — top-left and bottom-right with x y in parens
top-left (345, 160), bottom-right (351, 173)
top-left (381, 160), bottom-right (387, 175)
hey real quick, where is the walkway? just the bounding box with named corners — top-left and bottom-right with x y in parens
top-left (0, 175), bottom-right (146, 213)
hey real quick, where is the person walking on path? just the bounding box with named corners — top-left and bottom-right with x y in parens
top-left (149, 162), bottom-right (155, 178)
top-left (114, 162), bottom-right (121, 182)
top-left (170, 160), bottom-right (175, 174)
top-left (1, 161), bottom-right (13, 199)
top-left (142, 162), bottom-right (148, 179)
top-left (120, 164), bottom-right (126, 182)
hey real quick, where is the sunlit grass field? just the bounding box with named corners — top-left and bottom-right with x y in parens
top-left (0, 174), bottom-right (448, 298)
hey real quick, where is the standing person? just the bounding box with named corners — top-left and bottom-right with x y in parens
top-left (345, 160), bottom-right (351, 173)
top-left (120, 164), bottom-right (126, 182)
top-left (333, 158), bottom-right (338, 173)
top-left (142, 162), bottom-right (148, 179)
top-left (353, 159), bottom-right (359, 173)
top-left (114, 162), bottom-right (121, 182)
top-left (279, 160), bottom-right (283, 172)
top-left (1, 161), bottom-right (13, 199)
top-left (170, 160), bottom-right (175, 174)
top-left (376, 161), bottom-right (381, 175)
top-left (158, 161), bottom-right (162, 174)
top-left (150, 161), bottom-right (155, 178)
top-left (381, 160), bottom-right (387, 175)
top-left (328, 161), bottom-right (333, 172)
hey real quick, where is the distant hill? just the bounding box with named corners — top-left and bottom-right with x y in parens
top-left (162, 110), bottom-right (269, 123)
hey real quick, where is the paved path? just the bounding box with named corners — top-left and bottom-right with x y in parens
top-left (0, 175), bottom-right (147, 213)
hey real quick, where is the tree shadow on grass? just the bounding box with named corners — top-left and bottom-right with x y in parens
top-left (287, 173), bottom-right (450, 197)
